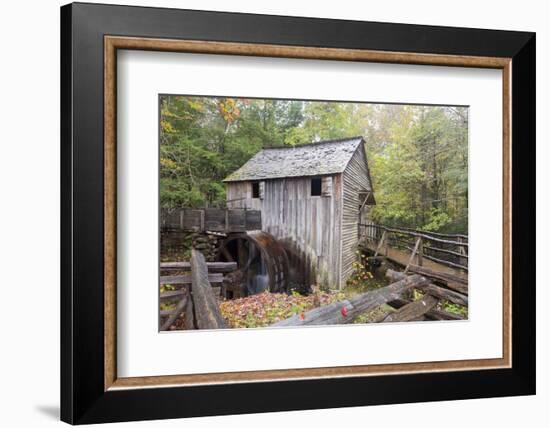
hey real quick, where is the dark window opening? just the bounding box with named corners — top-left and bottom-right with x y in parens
top-left (252, 182), bottom-right (260, 198)
top-left (311, 177), bottom-right (322, 196)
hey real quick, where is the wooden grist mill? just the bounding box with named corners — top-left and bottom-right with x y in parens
top-left (223, 137), bottom-right (376, 290)
top-left (163, 137), bottom-right (378, 293)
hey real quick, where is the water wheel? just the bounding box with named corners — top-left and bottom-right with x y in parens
top-left (218, 231), bottom-right (289, 295)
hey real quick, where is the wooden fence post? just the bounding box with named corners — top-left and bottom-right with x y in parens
top-left (190, 249), bottom-right (227, 329)
top-left (458, 236), bottom-right (466, 256)
top-left (374, 230), bottom-right (386, 258)
top-left (405, 236), bottom-right (422, 274)
top-left (199, 210), bottom-right (205, 231)
top-left (418, 237), bottom-right (423, 266)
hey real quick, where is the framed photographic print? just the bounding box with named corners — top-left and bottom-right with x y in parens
top-left (61, 2), bottom-right (535, 424)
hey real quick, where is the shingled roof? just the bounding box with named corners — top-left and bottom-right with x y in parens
top-left (223, 137), bottom-right (364, 182)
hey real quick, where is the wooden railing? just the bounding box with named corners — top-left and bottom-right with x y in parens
top-left (161, 208), bottom-right (261, 233)
top-left (359, 222), bottom-right (468, 272)
top-left (159, 251), bottom-right (237, 331)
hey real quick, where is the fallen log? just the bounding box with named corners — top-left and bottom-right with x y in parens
top-left (382, 295), bottom-right (438, 322)
top-left (272, 274), bottom-right (431, 327)
top-left (386, 269), bottom-right (468, 307)
top-left (190, 249), bottom-right (227, 329)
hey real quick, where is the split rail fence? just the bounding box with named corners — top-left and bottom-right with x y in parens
top-left (159, 250), bottom-right (237, 331)
top-left (359, 222), bottom-right (468, 272)
top-left (272, 268), bottom-right (468, 326)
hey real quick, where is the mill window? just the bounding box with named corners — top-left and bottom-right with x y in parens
top-left (252, 182), bottom-right (260, 198)
top-left (311, 177), bottom-right (322, 196)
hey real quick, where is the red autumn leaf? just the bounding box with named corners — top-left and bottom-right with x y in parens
top-left (340, 306), bottom-right (348, 317)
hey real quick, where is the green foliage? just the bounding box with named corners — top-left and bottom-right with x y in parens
top-left (344, 253), bottom-right (390, 297)
top-left (366, 105), bottom-right (468, 233)
top-left (442, 301), bottom-right (468, 317)
top-left (160, 96), bottom-right (468, 234)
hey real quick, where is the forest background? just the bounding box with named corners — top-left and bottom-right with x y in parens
top-left (160, 96), bottom-right (468, 234)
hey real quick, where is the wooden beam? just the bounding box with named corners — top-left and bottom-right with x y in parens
top-left (445, 281), bottom-right (469, 295)
top-left (408, 265), bottom-right (468, 285)
top-left (423, 245), bottom-right (468, 259)
top-left (160, 273), bottom-right (224, 285)
top-left (160, 295), bottom-right (189, 331)
top-left (379, 226), bottom-right (468, 247)
top-left (185, 296), bottom-right (196, 330)
top-left (358, 192), bottom-right (370, 213)
top-left (160, 261), bottom-right (237, 273)
top-left (386, 298), bottom-right (465, 321)
top-left (409, 249), bottom-right (468, 271)
top-left (424, 308), bottom-right (465, 321)
top-left (160, 289), bottom-right (186, 299)
top-left (421, 283), bottom-right (468, 307)
top-left (220, 246), bottom-right (235, 263)
top-left (382, 294), bottom-right (438, 322)
top-left (190, 249), bottom-right (227, 329)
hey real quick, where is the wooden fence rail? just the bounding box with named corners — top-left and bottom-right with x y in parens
top-left (271, 268), bottom-right (467, 326)
top-left (159, 254), bottom-right (236, 331)
top-left (359, 223), bottom-right (468, 272)
top-left (359, 221), bottom-right (468, 242)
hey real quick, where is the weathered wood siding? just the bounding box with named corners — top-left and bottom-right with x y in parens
top-left (226, 182), bottom-right (263, 210)
top-left (341, 145), bottom-right (373, 285)
top-left (226, 176), bottom-right (343, 289)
